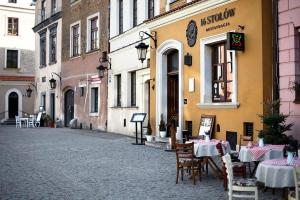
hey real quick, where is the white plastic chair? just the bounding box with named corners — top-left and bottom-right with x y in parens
top-left (15, 116), bottom-right (21, 128)
top-left (288, 167), bottom-right (300, 200)
top-left (222, 154), bottom-right (258, 200)
top-left (28, 115), bottom-right (36, 128)
top-left (35, 112), bottom-right (42, 127)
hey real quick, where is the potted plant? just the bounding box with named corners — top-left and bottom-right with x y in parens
top-left (159, 114), bottom-right (167, 138)
top-left (258, 131), bottom-right (265, 147)
top-left (145, 120), bottom-right (153, 142)
top-left (42, 114), bottom-right (53, 127)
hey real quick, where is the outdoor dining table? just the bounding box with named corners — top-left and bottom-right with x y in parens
top-left (239, 144), bottom-right (285, 176)
top-left (255, 158), bottom-right (300, 188)
top-left (187, 139), bottom-right (231, 178)
top-left (19, 117), bottom-right (29, 128)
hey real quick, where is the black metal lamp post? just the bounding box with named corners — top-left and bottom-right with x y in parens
top-left (49, 72), bottom-right (61, 89)
top-left (135, 31), bottom-right (157, 63)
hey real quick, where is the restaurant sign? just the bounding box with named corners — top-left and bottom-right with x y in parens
top-left (227, 32), bottom-right (245, 51)
top-left (200, 8), bottom-right (235, 26)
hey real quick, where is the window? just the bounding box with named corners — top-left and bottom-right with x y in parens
top-left (119, 0), bottom-right (123, 34)
top-left (40, 31), bottom-right (46, 66)
top-left (71, 23), bottom-right (80, 57)
top-left (211, 43), bottom-right (232, 102)
top-left (49, 27), bottom-right (57, 63)
top-left (116, 74), bottom-right (121, 106)
top-left (8, 0), bottom-right (17, 3)
top-left (90, 17), bottom-right (98, 51)
top-left (80, 87), bottom-right (85, 97)
top-left (6, 50), bottom-right (18, 68)
top-left (199, 33), bottom-right (238, 108)
top-left (8, 17), bottom-right (18, 36)
top-left (133, 0), bottom-right (137, 27)
top-left (91, 87), bottom-right (98, 113)
top-left (41, 0), bottom-right (46, 21)
top-left (131, 71), bottom-right (136, 106)
top-left (148, 0), bottom-right (154, 19)
top-left (51, 0), bottom-right (57, 14)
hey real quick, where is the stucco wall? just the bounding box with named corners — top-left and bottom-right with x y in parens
top-left (278, 0), bottom-right (300, 140)
top-left (148, 0), bottom-right (273, 142)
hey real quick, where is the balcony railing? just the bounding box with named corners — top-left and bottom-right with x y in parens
top-left (35, 6), bottom-right (62, 25)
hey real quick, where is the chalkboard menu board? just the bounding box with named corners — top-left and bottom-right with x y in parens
top-left (198, 115), bottom-right (215, 138)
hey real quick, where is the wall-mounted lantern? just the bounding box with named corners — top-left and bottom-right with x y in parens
top-left (25, 82), bottom-right (37, 98)
top-left (49, 72), bottom-right (61, 89)
top-left (96, 51), bottom-right (111, 79)
top-left (135, 31), bottom-right (157, 63)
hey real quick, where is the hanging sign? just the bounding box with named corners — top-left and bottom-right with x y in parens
top-left (227, 32), bottom-right (245, 51)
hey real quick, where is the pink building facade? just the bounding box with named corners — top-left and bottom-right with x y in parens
top-left (278, 0), bottom-right (300, 140)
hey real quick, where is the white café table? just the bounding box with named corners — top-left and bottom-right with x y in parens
top-left (19, 117), bottom-right (29, 128)
top-left (187, 139), bottom-right (231, 178)
top-left (255, 158), bottom-right (300, 188)
top-left (239, 145), bottom-right (284, 162)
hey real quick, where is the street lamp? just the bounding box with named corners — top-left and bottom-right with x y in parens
top-left (25, 82), bottom-right (37, 98)
top-left (49, 72), bottom-right (61, 89)
top-left (135, 31), bottom-right (157, 63)
top-left (96, 51), bottom-right (111, 79)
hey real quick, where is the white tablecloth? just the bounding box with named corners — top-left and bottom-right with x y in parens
top-left (19, 117), bottom-right (29, 128)
top-left (239, 146), bottom-right (284, 162)
top-left (255, 159), bottom-right (297, 188)
top-left (189, 139), bottom-right (231, 157)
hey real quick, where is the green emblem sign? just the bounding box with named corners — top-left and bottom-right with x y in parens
top-left (227, 32), bottom-right (245, 51)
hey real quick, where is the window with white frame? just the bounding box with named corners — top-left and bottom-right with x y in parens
top-left (39, 31), bottom-right (46, 66)
top-left (70, 22), bottom-right (80, 57)
top-left (6, 49), bottom-right (19, 68)
top-left (41, 0), bottom-right (46, 21)
top-left (41, 93), bottom-right (46, 111)
top-left (199, 33), bottom-right (238, 108)
top-left (133, 0), bottom-right (137, 27)
top-left (119, 0), bottom-right (123, 34)
top-left (87, 14), bottom-right (99, 52)
top-left (49, 26), bottom-right (57, 64)
top-left (8, 0), bottom-right (17, 3)
top-left (51, 0), bottom-right (57, 14)
top-left (8, 17), bottom-right (18, 36)
top-left (116, 74), bottom-right (121, 106)
top-left (130, 71), bottom-right (136, 106)
top-left (90, 87), bottom-right (98, 113)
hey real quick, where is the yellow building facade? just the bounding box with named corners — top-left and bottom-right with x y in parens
top-left (146, 0), bottom-right (273, 145)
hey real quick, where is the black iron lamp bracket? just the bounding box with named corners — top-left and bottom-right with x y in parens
top-left (139, 31), bottom-right (157, 49)
top-left (28, 82), bottom-right (37, 91)
top-left (51, 72), bottom-right (62, 82)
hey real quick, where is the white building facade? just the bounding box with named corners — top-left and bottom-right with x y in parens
top-left (0, 0), bottom-right (35, 122)
top-left (108, 0), bottom-right (160, 135)
top-left (32, 0), bottom-right (62, 122)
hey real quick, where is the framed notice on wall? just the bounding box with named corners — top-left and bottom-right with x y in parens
top-left (130, 113), bottom-right (147, 123)
top-left (198, 115), bottom-right (216, 138)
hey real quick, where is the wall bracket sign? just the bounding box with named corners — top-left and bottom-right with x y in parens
top-left (227, 32), bottom-right (245, 51)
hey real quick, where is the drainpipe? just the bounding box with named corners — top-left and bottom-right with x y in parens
top-left (272, 0), bottom-right (280, 112)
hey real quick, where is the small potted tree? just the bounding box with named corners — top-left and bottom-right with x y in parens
top-left (159, 114), bottom-right (167, 138)
top-left (145, 120), bottom-right (153, 142)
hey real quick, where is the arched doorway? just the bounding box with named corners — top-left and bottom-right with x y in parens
top-left (8, 92), bottom-right (18, 118)
top-left (156, 40), bottom-right (183, 138)
top-left (64, 89), bottom-right (74, 126)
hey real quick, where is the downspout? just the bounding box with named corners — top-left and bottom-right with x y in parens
top-left (272, 0), bottom-right (280, 111)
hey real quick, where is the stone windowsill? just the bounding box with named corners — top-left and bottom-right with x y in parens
top-left (197, 102), bottom-right (240, 109)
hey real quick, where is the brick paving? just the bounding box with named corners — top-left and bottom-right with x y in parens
top-left (0, 126), bottom-right (282, 200)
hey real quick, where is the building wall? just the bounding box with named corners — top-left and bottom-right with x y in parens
top-left (278, 0), bottom-right (300, 140)
top-left (148, 0), bottom-right (273, 142)
top-left (61, 0), bottom-right (109, 130)
top-left (33, 0), bottom-right (62, 121)
top-left (108, 0), bottom-right (161, 135)
top-left (0, 1), bottom-right (35, 121)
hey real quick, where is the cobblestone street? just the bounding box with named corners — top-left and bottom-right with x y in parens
top-left (0, 127), bottom-right (282, 200)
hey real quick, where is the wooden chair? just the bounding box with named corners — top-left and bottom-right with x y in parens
top-left (216, 143), bottom-right (246, 190)
top-left (15, 116), bottom-right (21, 128)
top-left (288, 167), bottom-right (300, 200)
top-left (222, 154), bottom-right (258, 200)
top-left (239, 135), bottom-right (253, 173)
top-left (175, 142), bottom-right (202, 185)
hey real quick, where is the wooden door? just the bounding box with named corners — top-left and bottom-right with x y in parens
top-left (64, 90), bottom-right (74, 126)
top-left (8, 92), bottom-right (18, 118)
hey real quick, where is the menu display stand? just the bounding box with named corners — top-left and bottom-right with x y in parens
top-left (130, 113), bottom-right (147, 145)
